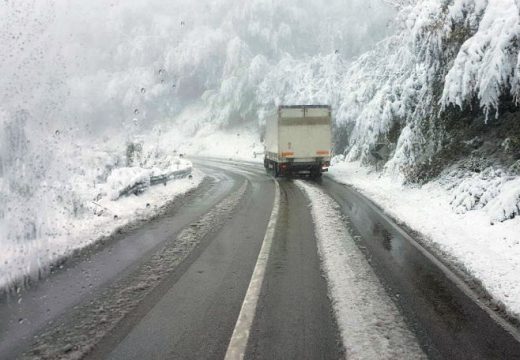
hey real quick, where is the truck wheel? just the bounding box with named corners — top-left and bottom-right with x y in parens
top-left (310, 167), bottom-right (322, 180)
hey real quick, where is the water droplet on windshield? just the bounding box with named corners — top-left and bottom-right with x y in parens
top-left (55, 130), bottom-right (60, 135)
top-left (140, 88), bottom-right (146, 94)
top-left (134, 109), bottom-right (139, 115)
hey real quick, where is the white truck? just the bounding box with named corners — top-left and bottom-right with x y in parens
top-left (264, 105), bottom-right (332, 178)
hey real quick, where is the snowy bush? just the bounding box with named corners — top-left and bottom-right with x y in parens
top-left (449, 167), bottom-right (505, 213)
top-left (486, 177), bottom-right (520, 223)
top-left (446, 166), bottom-right (520, 223)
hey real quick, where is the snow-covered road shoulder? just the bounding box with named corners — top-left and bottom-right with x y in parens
top-left (0, 163), bottom-right (205, 291)
top-left (295, 180), bottom-right (425, 360)
top-left (328, 161), bottom-right (520, 321)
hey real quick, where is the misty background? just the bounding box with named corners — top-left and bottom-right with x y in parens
top-left (0, 0), bottom-right (396, 285)
top-left (2, 0), bottom-right (520, 289)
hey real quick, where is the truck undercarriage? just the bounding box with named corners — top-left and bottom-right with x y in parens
top-left (264, 158), bottom-right (330, 178)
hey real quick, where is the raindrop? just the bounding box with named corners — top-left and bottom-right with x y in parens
top-left (158, 69), bottom-right (165, 76)
top-left (140, 87), bottom-right (146, 94)
top-left (172, 83), bottom-right (176, 88)
top-left (134, 109), bottom-right (139, 115)
top-left (55, 130), bottom-right (60, 135)
top-left (18, 318), bottom-right (24, 324)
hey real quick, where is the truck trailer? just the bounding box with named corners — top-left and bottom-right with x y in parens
top-left (264, 105), bottom-right (332, 178)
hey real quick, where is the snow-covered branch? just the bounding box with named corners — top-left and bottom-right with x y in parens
top-left (380, 0), bottom-right (417, 9)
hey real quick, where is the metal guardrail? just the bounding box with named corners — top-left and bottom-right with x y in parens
top-left (116, 166), bottom-right (192, 199)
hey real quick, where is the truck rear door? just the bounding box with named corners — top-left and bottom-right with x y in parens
top-left (278, 107), bottom-right (331, 162)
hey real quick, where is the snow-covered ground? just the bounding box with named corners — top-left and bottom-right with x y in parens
top-left (2, 0), bottom-right (520, 324)
top-left (1, 1), bottom-right (395, 293)
top-left (328, 161), bottom-right (520, 319)
top-left (120, 104), bottom-right (265, 163)
top-left (174, 126), bottom-right (263, 163)
top-left (296, 180), bottom-right (425, 359)
top-left (0, 154), bottom-right (203, 291)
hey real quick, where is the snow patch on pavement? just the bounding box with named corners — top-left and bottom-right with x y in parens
top-left (296, 180), bottom-right (425, 360)
top-left (328, 161), bottom-right (520, 320)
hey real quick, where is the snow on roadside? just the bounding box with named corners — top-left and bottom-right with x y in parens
top-left (328, 161), bottom-right (520, 319)
top-left (0, 163), bottom-right (204, 291)
top-left (296, 180), bottom-right (425, 360)
top-left (176, 126), bottom-right (264, 163)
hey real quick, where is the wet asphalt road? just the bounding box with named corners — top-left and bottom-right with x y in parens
top-left (101, 163), bottom-right (277, 359)
top-left (244, 180), bottom-right (343, 360)
top-left (320, 177), bottom-right (520, 359)
top-left (0, 167), bottom-right (239, 358)
top-left (101, 161), bottom-right (343, 360)
top-left (1, 158), bottom-right (519, 359)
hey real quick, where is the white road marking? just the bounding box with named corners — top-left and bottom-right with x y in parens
top-left (224, 180), bottom-right (280, 360)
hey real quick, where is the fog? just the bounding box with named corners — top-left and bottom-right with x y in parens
top-left (0, 0), bottom-right (395, 287)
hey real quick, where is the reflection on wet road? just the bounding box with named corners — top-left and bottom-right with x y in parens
top-left (321, 177), bottom-right (520, 359)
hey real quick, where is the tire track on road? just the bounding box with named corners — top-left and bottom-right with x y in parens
top-left (21, 181), bottom-right (249, 360)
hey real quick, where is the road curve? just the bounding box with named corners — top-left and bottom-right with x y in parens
top-left (0, 165), bottom-right (258, 359)
top-left (320, 177), bottom-right (520, 359)
top-left (100, 161), bottom-right (277, 359)
top-left (2, 158), bottom-right (519, 359)
top-left (100, 160), bottom-right (343, 360)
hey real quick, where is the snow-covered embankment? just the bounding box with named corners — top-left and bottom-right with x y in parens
top-left (0, 151), bottom-right (203, 291)
top-left (328, 162), bottom-right (520, 320)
